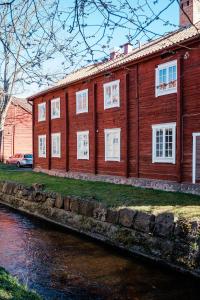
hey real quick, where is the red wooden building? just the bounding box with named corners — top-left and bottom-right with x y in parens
top-left (0, 97), bottom-right (32, 162)
top-left (29, 0), bottom-right (200, 184)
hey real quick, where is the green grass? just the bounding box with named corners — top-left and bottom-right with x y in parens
top-left (1, 164), bottom-right (200, 219)
top-left (0, 267), bottom-right (41, 300)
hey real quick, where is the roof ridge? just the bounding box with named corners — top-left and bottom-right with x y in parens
top-left (28, 24), bottom-right (200, 100)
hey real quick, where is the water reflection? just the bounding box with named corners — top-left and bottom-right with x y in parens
top-left (0, 203), bottom-right (199, 300)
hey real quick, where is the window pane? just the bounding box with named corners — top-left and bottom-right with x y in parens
top-left (165, 128), bottom-right (173, 158)
top-left (105, 86), bottom-right (111, 105)
top-left (82, 93), bottom-right (86, 109)
top-left (77, 132), bottom-right (89, 159)
top-left (78, 94), bottom-right (82, 111)
top-left (38, 103), bottom-right (46, 121)
top-left (39, 136), bottom-right (46, 157)
top-left (112, 84), bottom-right (119, 104)
top-left (76, 90), bottom-right (88, 113)
top-left (156, 129), bottom-right (163, 157)
top-left (159, 68), bottom-right (167, 91)
top-left (169, 66), bottom-right (177, 88)
top-left (52, 134), bottom-right (60, 157)
top-left (52, 99), bottom-right (60, 118)
top-left (105, 130), bottom-right (120, 160)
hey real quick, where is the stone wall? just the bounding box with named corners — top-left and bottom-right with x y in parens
top-left (34, 167), bottom-right (200, 195)
top-left (0, 180), bottom-right (200, 278)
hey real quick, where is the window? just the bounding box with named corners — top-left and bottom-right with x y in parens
top-left (38, 102), bottom-right (46, 122)
top-left (155, 60), bottom-right (177, 97)
top-left (152, 123), bottom-right (176, 164)
top-left (77, 131), bottom-right (89, 160)
top-left (105, 128), bottom-right (121, 161)
top-left (51, 133), bottom-right (61, 158)
top-left (38, 135), bottom-right (46, 158)
top-left (104, 80), bottom-right (120, 109)
top-left (24, 154), bottom-right (33, 158)
top-left (76, 89), bottom-right (88, 114)
top-left (51, 98), bottom-right (60, 119)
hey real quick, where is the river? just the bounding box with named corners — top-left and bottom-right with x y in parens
top-left (0, 203), bottom-right (199, 300)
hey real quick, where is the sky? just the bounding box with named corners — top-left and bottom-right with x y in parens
top-left (21, 0), bottom-right (180, 98)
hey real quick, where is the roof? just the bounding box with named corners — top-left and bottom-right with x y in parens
top-left (28, 24), bottom-right (200, 100)
top-left (11, 97), bottom-right (32, 113)
top-left (0, 97), bottom-right (32, 131)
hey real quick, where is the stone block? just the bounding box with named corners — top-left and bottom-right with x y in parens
top-left (45, 198), bottom-right (55, 208)
top-left (2, 182), bottom-right (17, 195)
top-left (106, 208), bottom-right (119, 225)
top-left (32, 191), bottom-right (46, 202)
top-left (133, 211), bottom-right (155, 233)
top-left (21, 188), bottom-right (31, 198)
top-left (93, 203), bottom-right (107, 222)
top-left (171, 241), bottom-right (194, 267)
top-left (55, 194), bottom-right (64, 209)
top-left (119, 208), bottom-right (136, 228)
top-left (13, 184), bottom-right (23, 194)
top-left (79, 199), bottom-right (94, 217)
top-left (47, 192), bottom-right (57, 199)
top-left (174, 218), bottom-right (200, 240)
top-left (154, 213), bottom-right (175, 237)
top-left (32, 183), bottom-right (45, 191)
top-left (63, 197), bottom-right (70, 211)
top-left (0, 181), bottom-right (5, 192)
top-left (70, 197), bottom-right (80, 214)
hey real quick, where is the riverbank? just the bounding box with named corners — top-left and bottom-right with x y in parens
top-left (0, 179), bottom-right (200, 279)
top-left (0, 267), bottom-right (41, 300)
top-left (1, 164), bottom-right (200, 218)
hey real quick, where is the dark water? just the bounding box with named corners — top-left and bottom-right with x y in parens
top-left (0, 204), bottom-right (200, 300)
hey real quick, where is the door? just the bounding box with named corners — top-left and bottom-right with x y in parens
top-left (192, 133), bottom-right (200, 183)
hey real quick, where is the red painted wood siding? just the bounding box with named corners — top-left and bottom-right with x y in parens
top-left (33, 41), bottom-right (200, 183)
top-left (1, 102), bottom-right (32, 161)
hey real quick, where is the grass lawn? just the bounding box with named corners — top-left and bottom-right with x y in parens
top-left (1, 164), bottom-right (200, 219)
top-left (0, 267), bottom-right (41, 300)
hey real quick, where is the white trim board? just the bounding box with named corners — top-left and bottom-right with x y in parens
top-left (192, 133), bottom-right (200, 184)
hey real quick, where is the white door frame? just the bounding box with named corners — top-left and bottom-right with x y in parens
top-left (192, 133), bottom-right (200, 184)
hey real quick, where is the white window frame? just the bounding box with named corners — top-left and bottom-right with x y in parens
top-left (104, 128), bottom-right (121, 162)
top-left (77, 130), bottom-right (89, 160)
top-left (104, 80), bottom-right (120, 109)
top-left (51, 98), bottom-right (60, 119)
top-left (38, 135), bottom-right (46, 158)
top-left (155, 60), bottom-right (177, 97)
top-left (51, 133), bottom-right (61, 158)
top-left (192, 133), bottom-right (200, 184)
top-left (152, 123), bottom-right (176, 164)
top-left (38, 102), bottom-right (46, 122)
top-left (76, 89), bottom-right (88, 114)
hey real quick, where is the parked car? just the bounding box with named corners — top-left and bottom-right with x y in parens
top-left (6, 154), bottom-right (33, 168)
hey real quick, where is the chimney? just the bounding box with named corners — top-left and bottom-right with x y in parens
top-left (180, 0), bottom-right (200, 27)
top-left (120, 43), bottom-right (133, 55)
top-left (109, 47), bottom-right (122, 60)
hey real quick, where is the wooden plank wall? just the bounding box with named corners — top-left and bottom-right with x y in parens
top-left (33, 44), bottom-right (200, 183)
top-left (2, 103), bottom-right (32, 162)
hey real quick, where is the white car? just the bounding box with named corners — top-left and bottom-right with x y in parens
top-left (6, 154), bottom-right (33, 168)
